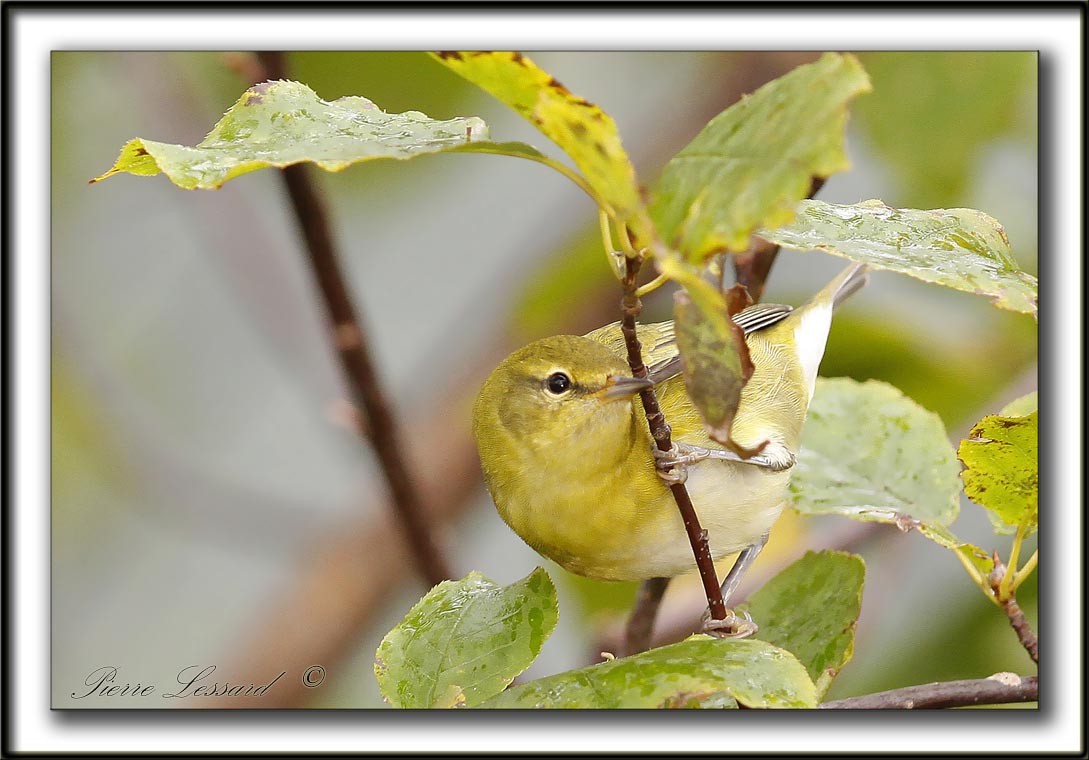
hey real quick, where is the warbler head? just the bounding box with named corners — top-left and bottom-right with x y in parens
top-left (472, 335), bottom-right (653, 497)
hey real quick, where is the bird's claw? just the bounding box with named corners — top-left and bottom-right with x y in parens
top-left (654, 443), bottom-right (710, 467)
top-left (700, 608), bottom-right (758, 639)
top-left (653, 444), bottom-right (694, 484)
top-left (762, 449), bottom-right (796, 473)
top-left (656, 463), bottom-right (688, 485)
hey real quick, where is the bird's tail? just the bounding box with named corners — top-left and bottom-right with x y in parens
top-left (786, 262), bottom-right (870, 402)
top-left (829, 262), bottom-right (870, 310)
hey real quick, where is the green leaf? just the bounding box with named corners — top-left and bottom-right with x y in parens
top-left (480, 636), bottom-right (816, 709)
top-left (374, 568), bottom-right (558, 708)
top-left (758, 199), bottom-right (1038, 317)
top-left (791, 378), bottom-right (960, 523)
top-left (672, 287), bottom-right (751, 446)
top-left (430, 51), bottom-right (655, 243)
top-left (650, 52), bottom-right (871, 259)
top-left (959, 411), bottom-right (1038, 535)
top-left (91, 79), bottom-right (529, 190)
top-left (1000, 391), bottom-right (1038, 418)
top-left (791, 378), bottom-right (993, 573)
top-left (739, 551), bottom-right (864, 698)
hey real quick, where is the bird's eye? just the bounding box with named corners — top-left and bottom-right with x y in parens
top-left (545, 372), bottom-right (572, 395)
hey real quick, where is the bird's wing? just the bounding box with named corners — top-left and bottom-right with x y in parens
top-left (583, 320), bottom-right (683, 381)
top-left (632, 304), bottom-right (795, 384)
top-left (733, 303), bottom-right (794, 334)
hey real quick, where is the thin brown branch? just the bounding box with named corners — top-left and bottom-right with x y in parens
top-left (731, 176), bottom-right (826, 302)
top-left (820, 673), bottom-right (1038, 709)
top-left (255, 51), bottom-right (450, 587)
top-left (621, 254), bottom-right (726, 621)
top-left (624, 577), bottom-right (671, 657)
top-left (989, 553), bottom-right (1039, 665)
top-left (1002, 596), bottom-right (1039, 664)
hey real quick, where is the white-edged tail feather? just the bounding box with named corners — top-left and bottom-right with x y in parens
top-left (794, 263), bottom-right (869, 402)
top-left (831, 262), bottom-right (870, 309)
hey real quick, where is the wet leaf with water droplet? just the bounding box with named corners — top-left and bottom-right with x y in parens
top-left (758, 199), bottom-right (1037, 317)
top-left (737, 550), bottom-right (864, 698)
top-left (479, 635), bottom-right (816, 708)
top-left (91, 79), bottom-right (537, 190)
top-left (374, 567), bottom-right (558, 708)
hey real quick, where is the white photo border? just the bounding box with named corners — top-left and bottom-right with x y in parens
top-left (7, 4), bottom-right (1082, 755)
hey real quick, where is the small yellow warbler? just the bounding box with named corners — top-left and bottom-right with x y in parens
top-left (473, 263), bottom-right (867, 593)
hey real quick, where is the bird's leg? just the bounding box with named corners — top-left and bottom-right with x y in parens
top-left (656, 441), bottom-right (795, 473)
top-left (720, 532), bottom-right (769, 605)
top-left (700, 532), bottom-right (770, 639)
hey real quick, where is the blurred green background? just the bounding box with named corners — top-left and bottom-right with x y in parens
top-left (52, 51), bottom-right (1037, 708)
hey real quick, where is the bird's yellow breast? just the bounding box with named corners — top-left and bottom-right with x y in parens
top-left (475, 325), bottom-right (806, 582)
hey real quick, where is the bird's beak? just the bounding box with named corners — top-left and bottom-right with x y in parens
top-left (600, 375), bottom-right (654, 401)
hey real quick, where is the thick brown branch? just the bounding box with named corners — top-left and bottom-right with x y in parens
top-left (732, 176), bottom-right (826, 301)
top-left (624, 577), bottom-right (671, 657)
top-left (820, 674), bottom-right (1038, 709)
top-left (255, 51), bottom-right (451, 587)
top-left (621, 255), bottom-right (725, 621)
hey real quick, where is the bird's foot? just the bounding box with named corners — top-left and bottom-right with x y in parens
top-left (666, 440), bottom-right (797, 472)
top-left (654, 441), bottom-right (795, 481)
top-left (653, 442), bottom-right (713, 467)
top-left (652, 444), bottom-right (710, 484)
top-left (700, 608), bottom-right (758, 639)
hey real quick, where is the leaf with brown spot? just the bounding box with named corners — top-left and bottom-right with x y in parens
top-left (429, 51), bottom-right (655, 244)
top-left (672, 283), bottom-right (752, 448)
top-left (959, 411), bottom-right (1038, 535)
